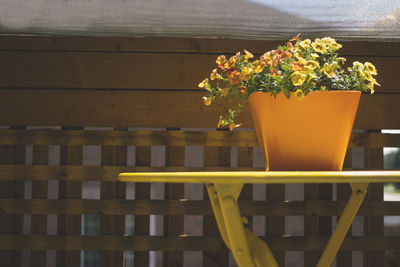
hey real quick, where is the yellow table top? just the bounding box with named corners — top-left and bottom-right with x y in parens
top-left (119, 170), bottom-right (400, 184)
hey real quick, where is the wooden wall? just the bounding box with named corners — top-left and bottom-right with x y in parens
top-left (0, 36), bottom-right (399, 267)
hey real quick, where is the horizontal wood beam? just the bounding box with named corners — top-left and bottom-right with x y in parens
top-left (0, 199), bottom-right (399, 216)
top-left (0, 165), bottom-right (262, 181)
top-left (0, 235), bottom-right (398, 251)
top-left (0, 129), bottom-right (399, 147)
top-left (0, 51), bottom-right (398, 91)
top-left (0, 36), bottom-right (399, 56)
top-left (0, 90), bottom-right (399, 129)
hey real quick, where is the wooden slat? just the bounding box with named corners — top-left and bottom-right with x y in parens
top-left (0, 36), bottom-right (399, 57)
top-left (336, 148), bottom-right (353, 266)
top-left (0, 144), bottom-right (24, 267)
top-left (31, 145), bottom-right (48, 267)
top-left (100, 145), bottom-right (126, 267)
top-left (0, 235), bottom-right (399, 251)
top-left (57, 145), bottom-right (82, 267)
top-left (164, 133), bottom-right (185, 267)
top-left (0, 129), bottom-right (400, 148)
top-left (0, 199), bottom-right (399, 216)
top-left (365, 144), bottom-right (385, 267)
top-left (0, 90), bottom-right (399, 129)
top-left (203, 145), bottom-right (230, 267)
top-left (0, 165), bottom-right (264, 181)
top-left (134, 145), bottom-right (151, 266)
top-left (0, 51), bottom-right (398, 92)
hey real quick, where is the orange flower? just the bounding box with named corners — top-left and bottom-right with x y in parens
top-left (239, 86), bottom-right (247, 95)
top-left (228, 71), bottom-right (242, 85)
top-left (229, 123), bottom-right (242, 131)
top-left (218, 87), bottom-right (228, 96)
top-left (210, 68), bottom-right (219, 80)
top-left (291, 62), bottom-right (304, 71)
top-left (216, 55), bottom-right (227, 69)
top-left (244, 49), bottom-right (254, 59)
top-left (290, 33), bottom-right (301, 41)
top-left (202, 96), bottom-right (211, 106)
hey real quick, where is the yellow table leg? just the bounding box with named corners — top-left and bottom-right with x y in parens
top-left (317, 183), bottom-right (369, 267)
top-left (207, 183), bottom-right (278, 267)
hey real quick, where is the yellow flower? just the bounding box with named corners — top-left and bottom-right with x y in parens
top-left (251, 60), bottom-right (266, 73)
top-left (294, 89), bottom-right (305, 101)
top-left (337, 57), bottom-right (346, 64)
top-left (329, 42), bottom-right (342, 50)
top-left (364, 71), bottom-right (374, 82)
top-left (304, 60), bottom-right (320, 70)
top-left (298, 39), bottom-right (311, 49)
top-left (321, 85), bottom-right (327, 91)
top-left (312, 42), bottom-right (327, 54)
top-left (244, 49), bottom-right (254, 59)
top-left (202, 96), bottom-right (211, 106)
top-left (198, 78), bottom-right (210, 90)
top-left (291, 72), bottom-right (307, 86)
top-left (310, 53), bottom-right (320, 59)
top-left (228, 71), bottom-right (242, 85)
top-left (352, 61), bottom-right (364, 75)
top-left (364, 62), bottom-right (377, 75)
top-left (294, 53), bottom-right (306, 63)
top-left (217, 116), bottom-right (225, 128)
top-left (322, 63), bottom-right (335, 78)
top-left (320, 37), bottom-right (336, 44)
top-left (240, 66), bottom-right (253, 81)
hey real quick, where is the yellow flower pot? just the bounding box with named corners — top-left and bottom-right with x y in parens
top-left (248, 91), bottom-right (361, 171)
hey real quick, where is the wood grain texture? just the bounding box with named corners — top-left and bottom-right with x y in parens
top-left (203, 146), bottom-right (230, 267)
top-left (0, 145), bottom-right (24, 267)
top-left (57, 144), bottom-right (82, 267)
top-left (134, 145), bottom-right (151, 266)
top-left (31, 145), bottom-right (48, 267)
top-left (163, 135), bottom-right (185, 267)
top-left (365, 144), bottom-right (384, 267)
top-left (100, 145), bottom-right (126, 267)
top-left (0, 90), bottom-right (399, 129)
top-left (0, 199), bottom-right (398, 216)
top-left (0, 235), bottom-right (398, 251)
top-left (1, 129), bottom-right (399, 148)
top-left (0, 36), bottom-right (399, 56)
top-left (0, 51), bottom-right (398, 92)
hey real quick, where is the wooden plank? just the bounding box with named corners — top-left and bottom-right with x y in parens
top-left (267, 187), bottom-right (285, 265)
top-left (0, 129), bottom-right (400, 148)
top-left (0, 165), bottom-right (265, 181)
top-left (31, 145), bottom-right (48, 267)
top-left (100, 145), bottom-right (126, 267)
top-left (0, 235), bottom-right (399, 251)
top-left (304, 184), bottom-right (320, 266)
top-left (336, 148), bottom-right (353, 266)
top-left (57, 144), bottom-right (82, 267)
top-left (365, 143), bottom-right (384, 267)
top-left (0, 144), bottom-right (24, 267)
top-left (0, 90), bottom-right (399, 129)
top-left (0, 36), bottom-right (399, 56)
top-left (163, 131), bottom-right (185, 267)
top-left (0, 199), bottom-right (399, 216)
top-left (203, 145), bottom-right (230, 267)
top-left (0, 51), bottom-right (398, 92)
top-left (134, 145), bottom-right (151, 266)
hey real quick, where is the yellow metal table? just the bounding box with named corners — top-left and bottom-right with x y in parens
top-left (119, 171), bottom-right (400, 267)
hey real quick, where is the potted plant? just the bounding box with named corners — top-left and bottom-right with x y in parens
top-left (199, 34), bottom-right (379, 171)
